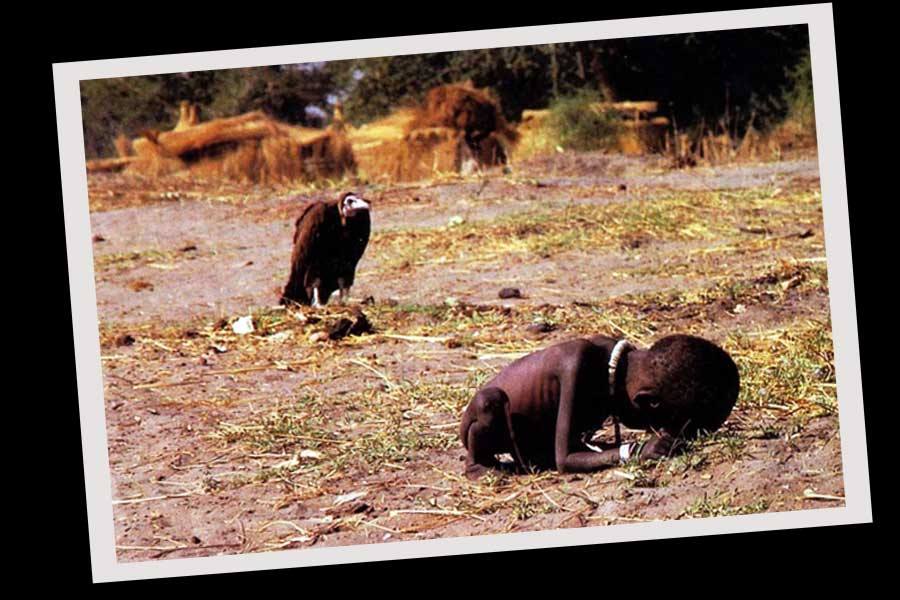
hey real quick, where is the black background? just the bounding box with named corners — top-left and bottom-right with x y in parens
top-left (32, 0), bottom-right (884, 589)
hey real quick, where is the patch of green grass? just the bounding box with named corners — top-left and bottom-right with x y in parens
top-left (681, 493), bottom-right (770, 518)
top-left (705, 430), bottom-right (748, 461)
top-left (209, 394), bottom-right (333, 454)
top-left (726, 318), bottom-right (837, 417)
top-left (665, 451), bottom-right (709, 476)
top-left (369, 190), bottom-right (822, 272)
top-left (210, 374), bottom-right (477, 479)
top-left (619, 461), bottom-right (660, 488)
top-left (511, 494), bottom-right (539, 520)
top-left (95, 248), bottom-right (181, 270)
top-left (546, 90), bottom-right (622, 152)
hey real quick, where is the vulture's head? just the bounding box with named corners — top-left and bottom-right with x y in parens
top-left (339, 192), bottom-right (371, 220)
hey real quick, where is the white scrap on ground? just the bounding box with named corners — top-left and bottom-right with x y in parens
top-left (232, 315), bottom-right (255, 335)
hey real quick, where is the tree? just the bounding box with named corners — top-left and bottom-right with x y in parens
top-left (322, 25), bottom-right (810, 136)
top-left (80, 26), bottom-right (812, 157)
top-left (80, 66), bottom-right (335, 157)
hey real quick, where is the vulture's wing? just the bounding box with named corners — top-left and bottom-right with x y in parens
top-left (281, 201), bottom-right (330, 304)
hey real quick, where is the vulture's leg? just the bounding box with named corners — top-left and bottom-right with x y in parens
top-left (337, 277), bottom-right (349, 305)
top-left (311, 287), bottom-right (322, 308)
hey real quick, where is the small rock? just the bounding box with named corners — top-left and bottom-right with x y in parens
top-left (128, 280), bottom-right (154, 292)
top-left (327, 311), bottom-right (373, 340)
top-left (526, 322), bottom-right (556, 335)
top-left (309, 331), bottom-right (329, 343)
top-left (191, 536), bottom-right (201, 545)
top-left (618, 183), bottom-right (628, 192)
top-left (266, 331), bottom-right (292, 343)
top-left (92, 234), bottom-right (106, 243)
top-left (327, 318), bottom-right (353, 340)
top-left (115, 333), bottom-right (136, 347)
top-left (180, 244), bottom-right (197, 252)
top-left (348, 311), bottom-right (373, 336)
top-left (334, 491), bottom-right (367, 506)
top-left (498, 287), bottom-right (522, 299)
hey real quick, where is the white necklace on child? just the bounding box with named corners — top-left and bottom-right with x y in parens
top-left (608, 339), bottom-right (634, 398)
top-left (584, 339), bottom-right (634, 456)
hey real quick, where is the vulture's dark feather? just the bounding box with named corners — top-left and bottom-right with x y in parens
top-left (280, 194), bottom-right (371, 306)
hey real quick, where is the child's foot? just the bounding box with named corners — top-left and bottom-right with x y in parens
top-left (464, 463), bottom-right (493, 480)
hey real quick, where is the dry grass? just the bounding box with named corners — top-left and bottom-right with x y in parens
top-left (99, 161), bottom-right (837, 555)
top-left (368, 188), bottom-right (823, 273)
top-left (90, 111), bottom-right (357, 184)
top-left (348, 83), bottom-right (516, 183)
top-left (669, 118), bottom-right (819, 168)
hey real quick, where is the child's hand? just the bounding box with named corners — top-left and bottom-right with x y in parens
top-left (638, 433), bottom-right (678, 460)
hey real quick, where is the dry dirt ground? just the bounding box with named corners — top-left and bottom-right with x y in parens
top-left (88, 152), bottom-right (843, 561)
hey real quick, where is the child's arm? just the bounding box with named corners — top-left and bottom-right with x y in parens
top-left (554, 345), bottom-right (626, 473)
top-left (558, 447), bottom-right (623, 471)
top-left (559, 432), bottom-right (680, 471)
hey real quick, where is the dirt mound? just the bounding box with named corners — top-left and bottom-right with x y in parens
top-left (411, 83), bottom-right (518, 145)
top-left (348, 82), bottom-right (517, 183)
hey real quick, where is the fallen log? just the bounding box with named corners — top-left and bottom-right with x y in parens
top-left (86, 156), bottom-right (136, 173)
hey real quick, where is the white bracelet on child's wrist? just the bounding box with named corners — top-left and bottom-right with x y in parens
top-left (619, 443), bottom-right (633, 463)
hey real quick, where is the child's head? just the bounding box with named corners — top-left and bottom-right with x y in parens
top-left (626, 335), bottom-right (740, 437)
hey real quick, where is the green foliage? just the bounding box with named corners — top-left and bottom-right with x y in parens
top-left (546, 90), bottom-right (621, 151)
top-left (233, 65), bottom-right (333, 125)
top-left (783, 48), bottom-right (815, 129)
top-left (80, 26), bottom-right (814, 156)
top-left (322, 46), bottom-right (564, 125)
top-left (80, 66), bottom-right (333, 158)
top-left (80, 77), bottom-right (171, 158)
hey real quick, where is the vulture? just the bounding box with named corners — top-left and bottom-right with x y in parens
top-left (280, 192), bottom-right (372, 307)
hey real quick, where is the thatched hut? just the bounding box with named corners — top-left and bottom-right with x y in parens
top-left (347, 82), bottom-right (518, 183)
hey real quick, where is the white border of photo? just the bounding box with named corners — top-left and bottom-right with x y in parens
top-left (52, 2), bottom-right (870, 583)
